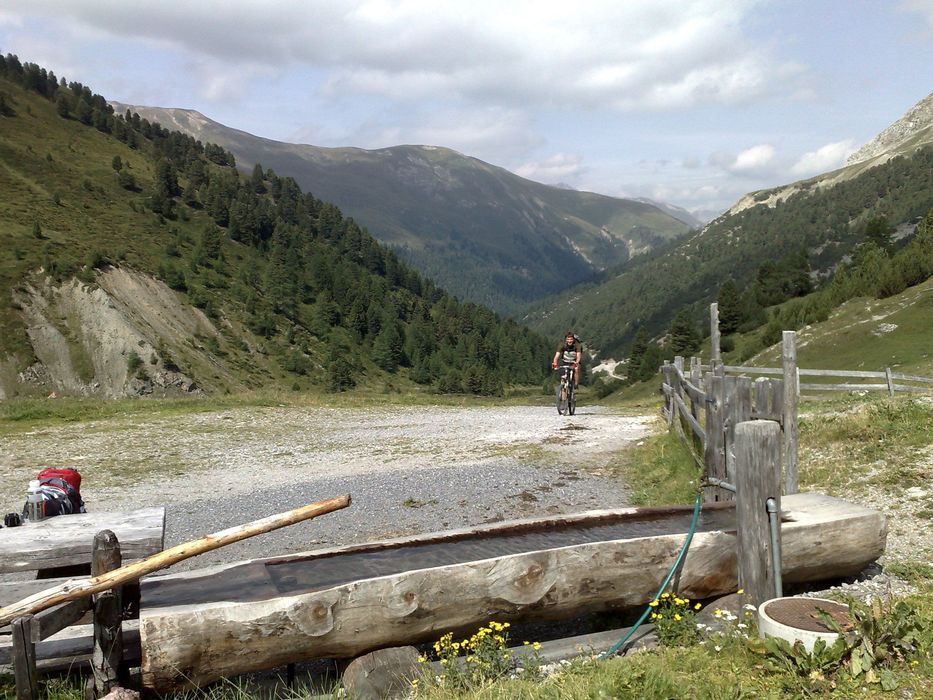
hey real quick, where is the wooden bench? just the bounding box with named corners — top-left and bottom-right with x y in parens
top-left (0, 508), bottom-right (165, 698)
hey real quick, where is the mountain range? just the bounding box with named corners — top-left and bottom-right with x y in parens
top-left (523, 91), bottom-right (933, 358)
top-left (110, 103), bottom-right (693, 313)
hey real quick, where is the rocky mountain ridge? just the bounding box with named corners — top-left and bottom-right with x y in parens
top-left (111, 103), bottom-right (692, 313)
top-left (846, 91), bottom-right (933, 166)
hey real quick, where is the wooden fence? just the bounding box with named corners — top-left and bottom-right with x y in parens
top-left (707, 302), bottom-right (932, 400)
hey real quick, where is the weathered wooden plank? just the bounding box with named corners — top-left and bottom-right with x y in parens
top-left (782, 332), bottom-right (799, 496)
top-left (34, 599), bottom-right (89, 642)
top-left (0, 623), bottom-right (140, 671)
top-left (892, 384), bottom-right (933, 394)
top-left (138, 493), bottom-right (886, 692)
top-left (12, 616), bottom-right (38, 700)
top-left (889, 371), bottom-right (933, 384)
top-left (735, 421), bottom-right (782, 606)
top-left (682, 378), bottom-right (707, 404)
top-left (710, 302), bottom-right (721, 365)
top-left (800, 368), bottom-right (888, 378)
top-left (798, 382), bottom-right (889, 391)
top-left (673, 391), bottom-right (705, 442)
top-left (90, 531), bottom-right (123, 698)
top-left (0, 508), bottom-right (165, 574)
top-left (703, 373), bottom-right (725, 503)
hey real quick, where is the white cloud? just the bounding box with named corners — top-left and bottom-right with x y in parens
top-left (729, 144), bottom-right (776, 172)
top-left (1, 0), bottom-right (802, 111)
top-left (515, 153), bottom-right (586, 183)
top-left (789, 140), bottom-right (857, 176)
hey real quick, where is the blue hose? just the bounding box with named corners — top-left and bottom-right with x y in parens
top-left (599, 492), bottom-right (703, 658)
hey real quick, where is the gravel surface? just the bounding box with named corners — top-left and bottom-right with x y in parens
top-left (1, 403), bottom-right (653, 570)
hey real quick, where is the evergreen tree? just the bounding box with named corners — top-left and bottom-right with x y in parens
top-left (668, 309), bottom-right (700, 355)
top-left (864, 215), bottom-right (893, 250)
top-left (627, 328), bottom-right (648, 381)
top-left (716, 279), bottom-right (742, 334)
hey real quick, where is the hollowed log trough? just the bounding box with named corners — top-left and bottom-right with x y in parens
top-left (139, 492), bottom-right (885, 691)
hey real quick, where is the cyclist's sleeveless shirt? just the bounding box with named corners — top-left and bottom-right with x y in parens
top-left (558, 339), bottom-right (581, 364)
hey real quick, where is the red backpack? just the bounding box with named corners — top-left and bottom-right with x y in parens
top-left (36, 468), bottom-right (86, 515)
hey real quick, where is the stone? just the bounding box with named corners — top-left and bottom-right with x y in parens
top-left (342, 646), bottom-right (421, 700)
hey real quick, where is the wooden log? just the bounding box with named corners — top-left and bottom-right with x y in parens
top-left (734, 421), bottom-right (782, 607)
top-left (0, 508), bottom-right (165, 574)
top-left (885, 367), bottom-right (895, 396)
top-left (891, 384), bottom-right (933, 394)
top-left (12, 616), bottom-right (39, 700)
top-left (782, 332), bottom-right (799, 496)
top-left (89, 531), bottom-right (123, 699)
top-left (0, 496), bottom-right (350, 628)
top-left (138, 493), bottom-right (886, 691)
top-left (723, 377), bottom-right (752, 501)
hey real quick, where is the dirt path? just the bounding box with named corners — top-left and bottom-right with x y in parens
top-left (0, 403), bottom-right (656, 568)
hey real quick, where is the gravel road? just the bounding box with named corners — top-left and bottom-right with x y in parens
top-left (1, 403), bottom-right (654, 570)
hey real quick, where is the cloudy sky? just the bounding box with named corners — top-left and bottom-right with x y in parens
top-left (2, 1), bottom-right (932, 217)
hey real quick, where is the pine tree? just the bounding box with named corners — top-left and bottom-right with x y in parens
top-left (668, 309), bottom-right (700, 355)
top-left (717, 279), bottom-right (742, 334)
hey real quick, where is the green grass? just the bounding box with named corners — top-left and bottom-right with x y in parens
top-left (603, 423), bottom-right (701, 506)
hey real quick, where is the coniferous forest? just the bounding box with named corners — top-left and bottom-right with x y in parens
top-left (0, 53), bottom-right (550, 396)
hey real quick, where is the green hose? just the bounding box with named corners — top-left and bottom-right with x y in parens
top-left (599, 492), bottom-right (703, 658)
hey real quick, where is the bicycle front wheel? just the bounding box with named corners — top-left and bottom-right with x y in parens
top-left (556, 384), bottom-right (568, 415)
top-left (568, 388), bottom-right (576, 416)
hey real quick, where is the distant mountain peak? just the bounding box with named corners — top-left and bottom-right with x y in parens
top-left (846, 91), bottom-right (933, 166)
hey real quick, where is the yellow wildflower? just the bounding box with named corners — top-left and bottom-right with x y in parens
top-left (674, 614), bottom-right (682, 621)
top-left (532, 642), bottom-right (541, 651)
top-left (737, 588), bottom-right (744, 595)
top-left (661, 592), bottom-right (671, 598)
top-left (695, 603), bottom-right (702, 610)
top-left (649, 599), bottom-right (659, 607)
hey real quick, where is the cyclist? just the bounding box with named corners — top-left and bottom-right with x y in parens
top-left (551, 331), bottom-right (582, 388)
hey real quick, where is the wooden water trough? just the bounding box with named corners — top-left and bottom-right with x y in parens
top-left (139, 492), bottom-right (885, 691)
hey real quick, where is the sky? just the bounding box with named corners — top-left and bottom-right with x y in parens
top-left (2, 1), bottom-right (932, 218)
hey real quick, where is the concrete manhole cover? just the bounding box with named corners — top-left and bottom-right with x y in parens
top-left (762, 597), bottom-right (851, 632)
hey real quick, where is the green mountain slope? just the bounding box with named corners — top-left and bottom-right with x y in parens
top-left (111, 104), bottom-right (693, 313)
top-left (525, 92), bottom-right (933, 359)
top-left (0, 55), bottom-right (549, 399)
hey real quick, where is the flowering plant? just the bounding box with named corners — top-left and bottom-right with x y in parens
top-left (649, 591), bottom-right (703, 647)
top-left (421, 621), bottom-right (515, 689)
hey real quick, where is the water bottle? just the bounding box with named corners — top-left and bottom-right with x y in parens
top-left (25, 480), bottom-right (44, 521)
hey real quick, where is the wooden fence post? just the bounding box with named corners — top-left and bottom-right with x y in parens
top-left (735, 420), bottom-right (783, 607)
top-left (12, 615), bottom-right (39, 700)
top-left (885, 367), bottom-right (895, 396)
top-left (703, 372), bottom-right (725, 502)
top-left (710, 302), bottom-right (721, 365)
top-left (723, 376), bottom-right (751, 499)
top-left (87, 530), bottom-right (123, 700)
top-left (782, 331), bottom-right (799, 495)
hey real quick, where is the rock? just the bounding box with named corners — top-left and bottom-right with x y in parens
top-left (98, 688), bottom-right (140, 700)
top-left (342, 646), bottom-right (421, 700)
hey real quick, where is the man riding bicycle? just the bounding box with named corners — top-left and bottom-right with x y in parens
top-left (551, 331), bottom-right (582, 388)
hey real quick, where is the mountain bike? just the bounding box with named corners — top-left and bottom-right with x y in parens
top-left (555, 365), bottom-right (576, 416)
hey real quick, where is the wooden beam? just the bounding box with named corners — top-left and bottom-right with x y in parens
top-left (782, 332), bottom-right (799, 496)
top-left (12, 616), bottom-right (38, 700)
top-left (0, 496), bottom-right (350, 628)
top-left (735, 421), bottom-right (782, 607)
top-left (89, 531), bottom-right (123, 699)
top-left (710, 303), bottom-right (721, 365)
